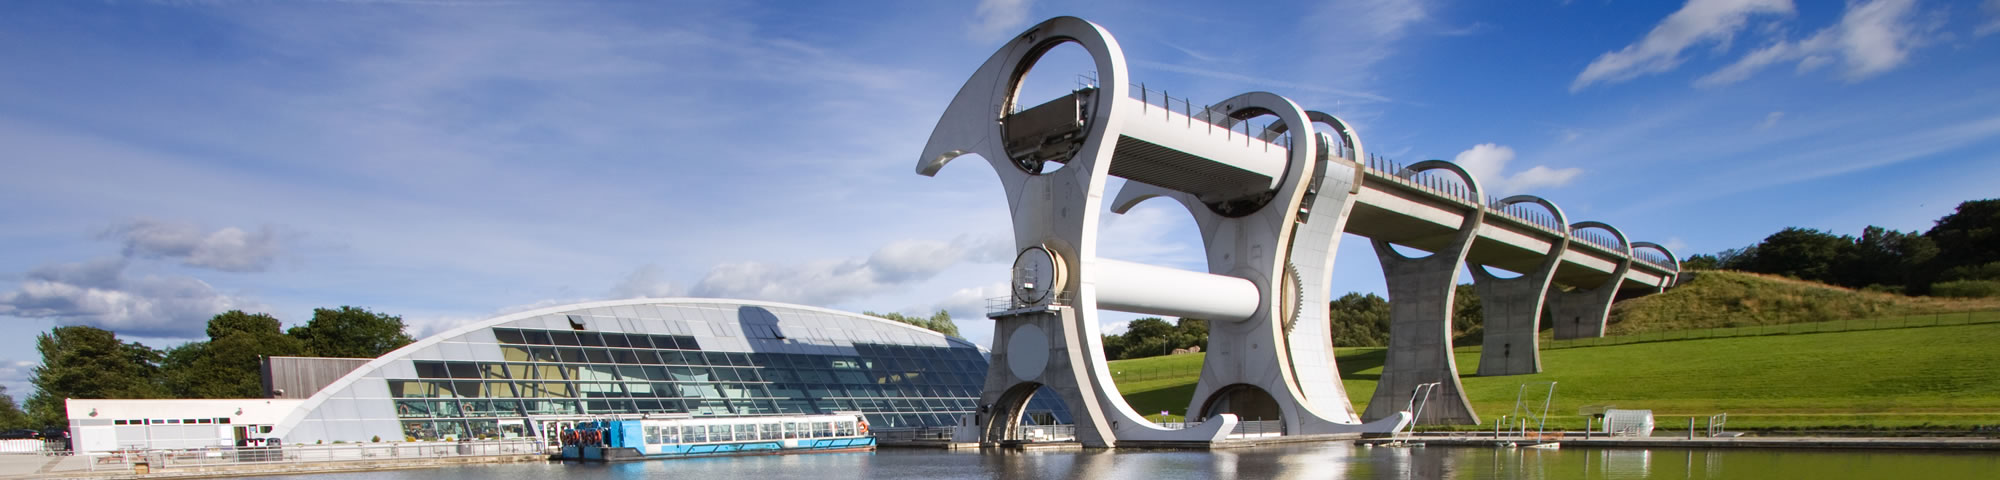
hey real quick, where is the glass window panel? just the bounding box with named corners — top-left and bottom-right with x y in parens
top-left (626, 382), bottom-right (653, 397)
top-left (584, 348), bottom-right (613, 364)
top-left (394, 400), bottom-right (431, 418)
top-left (683, 425), bottom-right (705, 443)
top-left (624, 334), bottom-right (654, 349)
top-left (415, 361), bottom-right (449, 379)
top-left (712, 368), bottom-right (741, 382)
top-left (460, 400), bottom-right (493, 417)
top-left (584, 400), bottom-right (611, 413)
top-left (531, 347), bottom-right (561, 363)
top-left (557, 348), bottom-right (586, 363)
top-left (481, 364), bottom-right (510, 380)
top-left (761, 423), bottom-right (780, 440)
top-left (550, 331), bottom-right (580, 346)
top-left (388, 380), bottom-right (432, 398)
top-left (725, 353), bottom-right (752, 366)
top-left (617, 366), bottom-right (649, 380)
top-left (612, 349), bottom-right (640, 364)
top-left (523, 330), bottom-right (553, 345)
top-left (576, 332), bottom-right (604, 347)
top-left (492, 329), bottom-right (526, 344)
top-left (637, 350), bottom-right (663, 365)
top-left (735, 423), bottom-right (755, 440)
top-left (580, 382), bottom-right (625, 397)
top-left (703, 352), bottom-right (730, 365)
top-left (635, 399), bottom-right (664, 412)
top-left (602, 333), bottom-right (631, 348)
top-left (678, 336), bottom-right (702, 350)
top-left (482, 382), bottom-right (518, 398)
top-left (505, 364), bottom-right (533, 380)
top-left (435, 420), bottom-right (468, 440)
top-left (708, 425), bottom-right (730, 440)
top-left (430, 400), bottom-right (461, 417)
top-left (500, 345), bottom-right (532, 362)
top-left (640, 366), bottom-right (668, 380)
top-left (450, 381), bottom-right (482, 398)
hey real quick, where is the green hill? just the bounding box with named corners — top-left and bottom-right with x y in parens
top-left (1604, 270), bottom-right (1999, 335)
top-left (1108, 322), bottom-right (2000, 430)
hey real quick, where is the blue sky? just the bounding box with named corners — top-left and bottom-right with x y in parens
top-left (3, 0), bottom-right (1998, 397)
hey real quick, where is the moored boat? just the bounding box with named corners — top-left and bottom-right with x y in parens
top-left (556, 413), bottom-right (875, 462)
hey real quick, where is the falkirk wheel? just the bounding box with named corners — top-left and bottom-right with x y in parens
top-left (913, 16), bottom-right (1678, 448)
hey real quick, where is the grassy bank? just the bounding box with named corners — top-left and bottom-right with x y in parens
top-left (1605, 270), bottom-right (2000, 335)
top-left (1108, 322), bottom-right (2000, 430)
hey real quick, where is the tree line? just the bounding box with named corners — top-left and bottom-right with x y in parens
top-left (0, 306), bottom-right (413, 431)
top-left (1682, 198), bottom-right (1999, 297)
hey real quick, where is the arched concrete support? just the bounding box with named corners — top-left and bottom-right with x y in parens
top-left (918, 16), bottom-right (1233, 447)
top-left (1548, 221), bottom-right (1633, 340)
top-left (1470, 195), bottom-right (1569, 377)
top-left (1364, 160), bottom-right (1484, 426)
top-left (1633, 241), bottom-right (1682, 289)
top-left (1270, 111), bottom-right (1366, 422)
top-left (1110, 95), bottom-right (1403, 436)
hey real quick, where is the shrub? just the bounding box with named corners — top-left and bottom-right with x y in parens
top-left (1931, 280), bottom-right (2000, 298)
top-left (371, 435), bottom-right (381, 443)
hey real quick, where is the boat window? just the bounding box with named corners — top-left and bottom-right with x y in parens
top-left (819, 422), bottom-right (834, 438)
top-left (838, 421), bottom-right (855, 436)
top-left (663, 425), bottom-right (680, 444)
top-left (736, 424), bottom-right (756, 441)
top-left (709, 424), bottom-right (730, 441)
top-left (783, 422), bottom-right (796, 439)
top-left (683, 425), bottom-right (706, 443)
top-left (644, 426), bottom-right (661, 445)
top-left (761, 423), bottom-right (781, 440)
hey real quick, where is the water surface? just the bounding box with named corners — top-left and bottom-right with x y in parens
top-left (238, 443), bottom-right (2000, 479)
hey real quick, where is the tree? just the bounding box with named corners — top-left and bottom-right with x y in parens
top-left (0, 386), bottom-right (28, 431)
top-left (26, 326), bottom-right (164, 428)
top-left (163, 311), bottom-right (306, 398)
top-left (1329, 293), bottom-right (1392, 347)
top-left (1738, 227), bottom-right (1852, 283)
top-left (1452, 284), bottom-right (1483, 345)
top-left (1099, 317), bottom-right (1207, 360)
top-left (863, 310), bottom-right (961, 338)
top-left (288, 306), bottom-right (415, 358)
top-left (1681, 254), bottom-right (1721, 271)
top-left (1926, 199), bottom-right (2000, 270)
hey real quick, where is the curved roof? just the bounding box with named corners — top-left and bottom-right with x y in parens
top-left (270, 297), bottom-right (976, 441)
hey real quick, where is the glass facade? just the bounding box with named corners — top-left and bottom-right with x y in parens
top-left (271, 299), bottom-right (1073, 444)
top-left (385, 327), bottom-right (1069, 441)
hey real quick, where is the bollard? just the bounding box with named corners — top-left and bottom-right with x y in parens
top-left (1688, 417), bottom-right (1696, 439)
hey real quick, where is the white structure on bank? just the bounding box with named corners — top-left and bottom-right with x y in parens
top-left (65, 399), bottom-right (301, 452)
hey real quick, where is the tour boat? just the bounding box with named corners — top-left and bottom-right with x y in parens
top-left (555, 413), bottom-right (875, 462)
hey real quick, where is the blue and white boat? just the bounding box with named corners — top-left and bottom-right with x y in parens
top-left (556, 413), bottom-right (875, 462)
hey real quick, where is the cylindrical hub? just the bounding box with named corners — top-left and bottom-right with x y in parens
top-left (1094, 258), bottom-right (1260, 321)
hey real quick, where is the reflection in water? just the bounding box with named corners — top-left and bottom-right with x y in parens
top-left (233, 443), bottom-right (2000, 480)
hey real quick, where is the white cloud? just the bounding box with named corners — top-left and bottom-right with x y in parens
top-left (1572, 0), bottom-right (1795, 91)
top-left (105, 218), bottom-right (290, 273)
top-left (969, 0), bottom-right (1034, 43)
top-left (1697, 0), bottom-right (1932, 87)
top-left (1758, 111), bottom-right (1786, 129)
top-left (607, 264), bottom-right (681, 300)
top-left (1450, 143), bottom-right (1583, 196)
top-left (0, 258), bottom-right (258, 337)
top-left (1981, 0), bottom-right (2000, 36)
top-left (687, 235), bottom-right (1008, 307)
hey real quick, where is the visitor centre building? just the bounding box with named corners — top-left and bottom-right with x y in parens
top-left (67, 298), bottom-right (1069, 450)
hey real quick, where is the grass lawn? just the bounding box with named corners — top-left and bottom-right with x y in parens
top-left (1106, 323), bottom-right (2000, 430)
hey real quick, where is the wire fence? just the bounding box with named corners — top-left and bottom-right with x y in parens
top-left (1542, 310), bottom-right (2000, 350)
